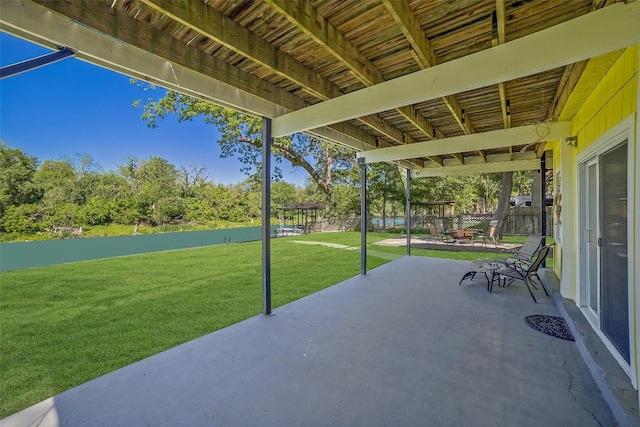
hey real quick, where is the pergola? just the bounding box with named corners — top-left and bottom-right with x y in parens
top-left (276, 202), bottom-right (321, 233)
top-left (1, 0), bottom-right (639, 316)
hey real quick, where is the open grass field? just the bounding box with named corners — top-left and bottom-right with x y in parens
top-left (0, 231), bottom-right (529, 417)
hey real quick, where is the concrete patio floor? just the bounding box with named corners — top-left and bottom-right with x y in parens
top-left (4, 256), bottom-right (614, 427)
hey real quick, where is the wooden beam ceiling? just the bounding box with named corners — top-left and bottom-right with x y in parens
top-left (138, 0), bottom-right (424, 167)
top-left (547, 0), bottom-right (610, 121)
top-left (266, 0), bottom-right (435, 168)
top-left (383, 0), bottom-right (476, 166)
top-left (139, 0), bottom-right (342, 100)
top-left (272, 0), bottom-right (640, 137)
top-left (264, 0), bottom-right (383, 86)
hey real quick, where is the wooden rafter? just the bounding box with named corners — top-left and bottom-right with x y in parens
top-left (382, 0), bottom-right (436, 68)
top-left (547, 0), bottom-right (609, 122)
top-left (547, 61), bottom-right (589, 121)
top-left (494, 0), bottom-right (510, 135)
top-left (442, 95), bottom-right (474, 135)
top-left (267, 0), bottom-right (441, 164)
top-left (451, 153), bottom-right (465, 165)
top-left (383, 0), bottom-right (473, 164)
top-left (139, 0), bottom-right (426, 166)
top-left (265, 0), bottom-right (383, 86)
top-left (495, 0), bottom-right (506, 45)
top-left (139, 0), bottom-right (338, 100)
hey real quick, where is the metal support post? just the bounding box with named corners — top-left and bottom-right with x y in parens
top-left (540, 154), bottom-right (547, 267)
top-left (0, 48), bottom-right (75, 79)
top-left (359, 158), bottom-right (367, 275)
top-left (262, 118), bottom-right (272, 315)
top-left (406, 168), bottom-right (411, 256)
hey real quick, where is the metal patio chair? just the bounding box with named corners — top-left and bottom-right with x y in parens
top-left (428, 221), bottom-right (454, 244)
top-left (427, 222), bottom-right (444, 244)
top-left (496, 234), bottom-right (545, 267)
top-left (476, 220), bottom-right (499, 247)
top-left (495, 245), bottom-right (552, 303)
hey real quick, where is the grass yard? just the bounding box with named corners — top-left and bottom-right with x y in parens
top-left (0, 231), bottom-right (532, 417)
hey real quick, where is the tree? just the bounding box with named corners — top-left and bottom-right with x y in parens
top-left (118, 156), bottom-right (181, 224)
top-left (178, 164), bottom-right (208, 198)
top-left (63, 153), bottom-right (103, 177)
top-left (368, 163), bottom-right (404, 227)
top-left (410, 175), bottom-right (480, 214)
top-left (134, 89), bottom-right (356, 206)
top-left (0, 143), bottom-right (42, 218)
top-left (1, 203), bottom-right (44, 234)
top-left (493, 172), bottom-right (514, 239)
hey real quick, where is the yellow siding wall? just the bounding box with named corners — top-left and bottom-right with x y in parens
top-left (559, 45), bottom-right (638, 387)
top-left (571, 46), bottom-right (638, 149)
top-left (555, 45), bottom-right (638, 282)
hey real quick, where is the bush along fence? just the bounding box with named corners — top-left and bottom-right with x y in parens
top-left (0, 226), bottom-right (278, 272)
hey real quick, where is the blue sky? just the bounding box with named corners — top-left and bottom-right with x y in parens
top-left (0, 32), bottom-right (307, 185)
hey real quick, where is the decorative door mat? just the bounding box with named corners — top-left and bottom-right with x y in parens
top-left (525, 315), bottom-right (575, 341)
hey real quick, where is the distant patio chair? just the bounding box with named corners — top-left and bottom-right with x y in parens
top-left (496, 234), bottom-right (544, 267)
top-left (476, 220), bottom-right (499, 248)
top-left (427, 222), bottom-right (444, 244)
top-left (495, 245), bottom-right (552, 303)
top-left (434, 218), bottom-right (447, 236)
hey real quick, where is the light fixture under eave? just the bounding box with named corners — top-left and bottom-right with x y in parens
top-left (565, 136), bottom-right (578, 148)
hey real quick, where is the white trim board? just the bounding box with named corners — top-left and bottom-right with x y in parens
top-left (575, 114), bottom-right (637, 387)
top-left (358, 122), bottom-right (570, 164)
top-left (411, 158), bottom-right (539, 178)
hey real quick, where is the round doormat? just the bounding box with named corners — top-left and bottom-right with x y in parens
top-left (525, 315), bottom-right (575, 341)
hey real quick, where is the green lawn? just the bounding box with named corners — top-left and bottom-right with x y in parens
top-left (0, 231), bottom-right (527, 417)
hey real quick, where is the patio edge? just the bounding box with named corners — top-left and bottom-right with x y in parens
top-left (540, 269), bottom-right (640, 427)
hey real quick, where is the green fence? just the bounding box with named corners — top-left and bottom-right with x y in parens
top-left (0, 226), bottom-right (277, 272)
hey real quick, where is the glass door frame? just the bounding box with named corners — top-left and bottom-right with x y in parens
top-left (578, 158), bottom-right (599, 320)
top-left (575, 114), bottom-right (636, 385)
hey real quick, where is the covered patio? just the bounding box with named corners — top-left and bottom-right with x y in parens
top-left (1, 1), bottom-right (639, 424)
top-left (4, 256), bottom-right (614, 426)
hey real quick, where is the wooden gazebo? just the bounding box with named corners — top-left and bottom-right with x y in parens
top-left (276, 202), bottom-right (322, 235)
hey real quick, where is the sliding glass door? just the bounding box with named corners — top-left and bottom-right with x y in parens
top-left (579, 139), bottom-right (629, 365)
top-left (599, 141), bottom-right (629, 363)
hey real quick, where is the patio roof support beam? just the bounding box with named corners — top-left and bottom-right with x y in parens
top-left (359, 158), bottom-right (367, 275)
top-left (540, 154), bottom-right (547, 267)
top-left (262, 118), bottom-right (272, 316)
top-left (412, 158), bottom-right (539, 178)
top-left (406, 168), bottom-right (411, 256)
top-left (0, 47), bottom-right (75, 79)
top-left (358, 122), bottom-right (570, 164)
top-left (272, 0), bottom-right (640, 137)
